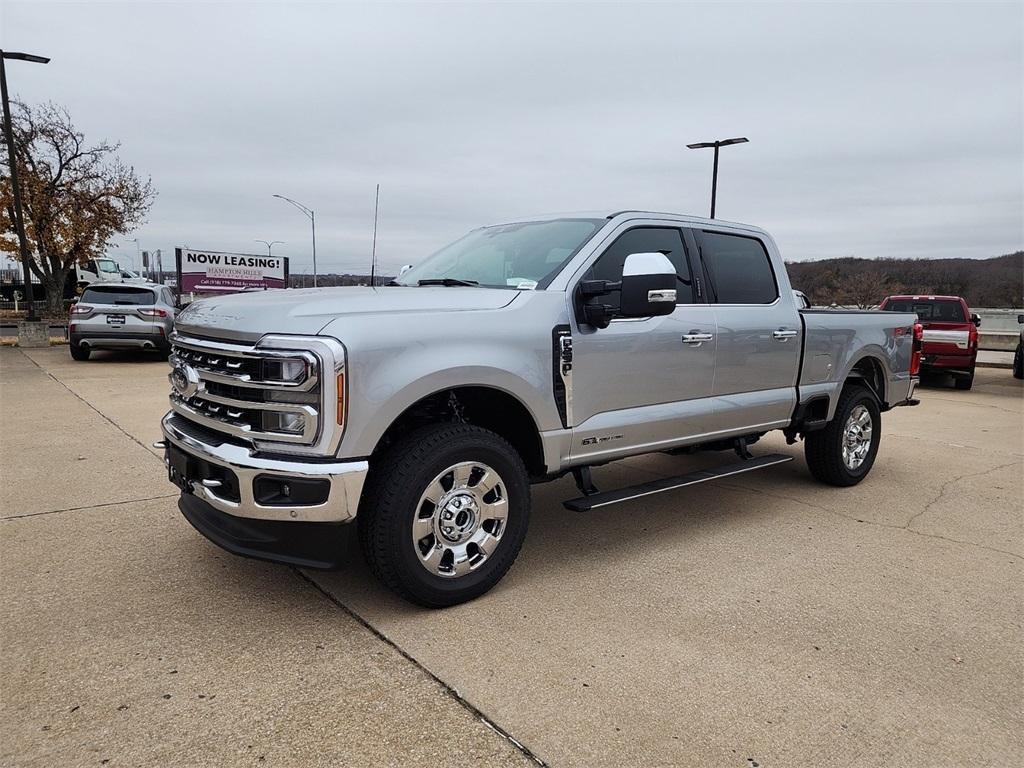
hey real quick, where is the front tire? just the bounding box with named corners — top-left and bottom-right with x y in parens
top-left (358, 423), bottom-right (531, 608)
top-left (804, 385), bottom-right (880, 487)
top-left (1013, 344), bottom-right (1023, 380)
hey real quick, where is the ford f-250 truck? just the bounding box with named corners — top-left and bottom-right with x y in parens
top-left (158, 211), bottom-right (921, 607)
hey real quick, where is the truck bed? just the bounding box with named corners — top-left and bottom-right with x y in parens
top-left (797, 308), bottom-right (918, 419)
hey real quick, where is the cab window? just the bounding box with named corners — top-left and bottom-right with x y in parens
top-left (584, 227), bottom-right (695, 303)
top-left (697, 231), bottom-right (778, 304)
top-left (882, 299), bottom-right (965, 322)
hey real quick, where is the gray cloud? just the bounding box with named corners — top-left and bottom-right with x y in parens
top-left (4, 1), bottom-right (1021, 276)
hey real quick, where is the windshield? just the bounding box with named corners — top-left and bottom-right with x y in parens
top-left (396, 218), bottom-right (604, 289)
top-left (81, 286), bottom-right (156, 305)
top-left (883, 299), bottom-right (965, 323)
top-left (96, 259), bottom-right (119, 274)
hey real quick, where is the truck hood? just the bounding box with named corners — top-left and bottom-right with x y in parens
top-left (174, 286), bottom-right (522, 342)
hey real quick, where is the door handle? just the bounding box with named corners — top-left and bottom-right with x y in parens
top-left (682, 332), bottom-right (714, 346)
top-left (772, 328), bottom-right (799, 341)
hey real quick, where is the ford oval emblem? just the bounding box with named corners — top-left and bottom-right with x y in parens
top-left (170, 363), bottom-right (200, 399)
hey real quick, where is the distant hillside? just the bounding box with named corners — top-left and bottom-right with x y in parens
top-left (785, 252), bottom-right (1023, 308)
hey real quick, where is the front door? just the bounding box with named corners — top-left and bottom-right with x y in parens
top-left (568, 224), bottom-right (717, 464)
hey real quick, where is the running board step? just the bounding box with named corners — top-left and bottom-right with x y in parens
top-left (563, 453), bottom-right (794, 512)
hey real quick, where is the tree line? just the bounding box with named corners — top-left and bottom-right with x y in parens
top-left (786, 252), bottom-right (1023, 308)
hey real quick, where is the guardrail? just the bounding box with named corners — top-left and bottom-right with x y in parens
top-left (980, 331), bottom-right (1018, 352)
top-left (0, 323), bottom-right (69, 340)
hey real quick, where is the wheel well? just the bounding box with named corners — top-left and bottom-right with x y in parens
top-left (848, 357), bottom-right (886, 405)
top-left (372, 386), bottom-right (546, 478)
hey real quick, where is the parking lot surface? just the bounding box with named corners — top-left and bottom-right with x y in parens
top-left (2, 346), bottom-right (1021, 767)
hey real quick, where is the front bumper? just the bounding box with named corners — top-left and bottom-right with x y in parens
top-left (179, 494), bottom-right (355, 570)
top-left (160, 412), bottom-right (368, 524)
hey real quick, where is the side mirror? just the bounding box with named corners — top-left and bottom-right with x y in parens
top-left (971, 312), bottom-right (981, 327)
top-left (577, 252), bottom-right (677, 329)
top-left (619, 252), bottom-right (677, 317)
top-left (398, 264), bottom-right (413, 278)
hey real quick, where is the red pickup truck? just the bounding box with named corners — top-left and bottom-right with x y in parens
top-left (880, 295), bottom-right (980, 390)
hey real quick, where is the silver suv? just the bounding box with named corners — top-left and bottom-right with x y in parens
top-left (69, 283), bottom-right (177, 361)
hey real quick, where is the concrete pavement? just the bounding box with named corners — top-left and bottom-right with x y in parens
top-left (2, 346), bottom-right (1022, 767)
top-left (0, 348), bottom-right (534, 768)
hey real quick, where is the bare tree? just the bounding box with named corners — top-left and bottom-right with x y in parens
top-left (838, 269), bottom-right (901, 309)
top-left (1, 101), bottom-right (155, 314)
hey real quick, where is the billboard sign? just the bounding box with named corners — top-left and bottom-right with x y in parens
top-left (175, 248), bottom-right (288, 293)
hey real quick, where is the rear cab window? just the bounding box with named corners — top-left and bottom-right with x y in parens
top-left (80, 287), bottom-right (157, 306)
top-left (695, 230), bottom-right (778, 304)
top-left (882, 299), bottom-right (965, 323)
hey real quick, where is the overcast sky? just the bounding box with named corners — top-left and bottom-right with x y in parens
top-left (3, 1), bottom-right (1022, 275)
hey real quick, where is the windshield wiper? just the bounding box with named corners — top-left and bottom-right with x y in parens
top-left (417, 278), bottom-right (479, 287)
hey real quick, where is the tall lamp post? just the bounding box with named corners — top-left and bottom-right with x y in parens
top-left (272, 194), bottom-right (316, 287)
top-left (686, 136), bottom-right (748, 219)
top-left (254, 239), bottom-right (284, 257)
top-left (1, 50), bottom-right (50, 322)
top-left (129, 237), bottom-right (143, 279)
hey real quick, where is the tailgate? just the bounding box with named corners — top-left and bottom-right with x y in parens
top-left (920, 322), bottom-right (971, 352)
top-left (81, 308), bottom-right (159, 333)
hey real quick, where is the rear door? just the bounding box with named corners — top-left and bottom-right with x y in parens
top-left (693, 228), bottom-right (801, 433)
top-left (568, 223), bottom-right (717, 462)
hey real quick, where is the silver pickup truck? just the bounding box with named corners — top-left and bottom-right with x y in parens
top-left (159, 210), bottom-right (920, 607)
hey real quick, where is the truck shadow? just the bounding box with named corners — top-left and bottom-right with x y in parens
top-left (77, 349), bottom-right (169, 364)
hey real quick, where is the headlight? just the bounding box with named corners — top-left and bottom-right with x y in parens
top-left (262, 358), bottom-right (307, 383)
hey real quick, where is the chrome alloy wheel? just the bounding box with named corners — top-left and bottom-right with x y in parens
top-left (842, 404), bottom-right (873, 470)
top-left (412, 461), bottom-right (509, 578)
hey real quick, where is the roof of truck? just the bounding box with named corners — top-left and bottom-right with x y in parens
top-left (496, 209), bottom-right (768, 235)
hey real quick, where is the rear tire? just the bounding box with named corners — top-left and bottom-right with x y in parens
top-left (954, 370), bottom-right (974, 390)
top-left (804, 385), bottom-right (880, 487)
top-left (69, 343), bottom-right (90, 361)
top-left (1014, 344), bottom-right (1023, 380)
top-left (358, 423), bottom-right (531, 608)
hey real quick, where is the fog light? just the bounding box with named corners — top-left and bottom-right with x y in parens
top-left (263, 411), bottom-right (306, 434)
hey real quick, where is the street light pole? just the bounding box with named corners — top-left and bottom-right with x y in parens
top-left (1, 50), bottom-right (50, 322)
top-left (272, 195), bottom-right (317, 287)
top-left (130, 238), bottom-right (143, 279)
top-left (686, 137), bottom-right (748, 219)
top-left (254, 239), bottom-right (284, 257)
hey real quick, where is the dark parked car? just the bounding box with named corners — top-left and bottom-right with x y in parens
top-left (1014, 314), bottom-right (1023, 380)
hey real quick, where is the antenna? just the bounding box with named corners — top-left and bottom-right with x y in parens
top-left (370, 184), bottom-right (380, 287)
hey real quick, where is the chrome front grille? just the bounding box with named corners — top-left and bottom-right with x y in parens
top-left (172, 346), bottom-right (263, 380)
top-left (168, 332), bottom-right (345, 455)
